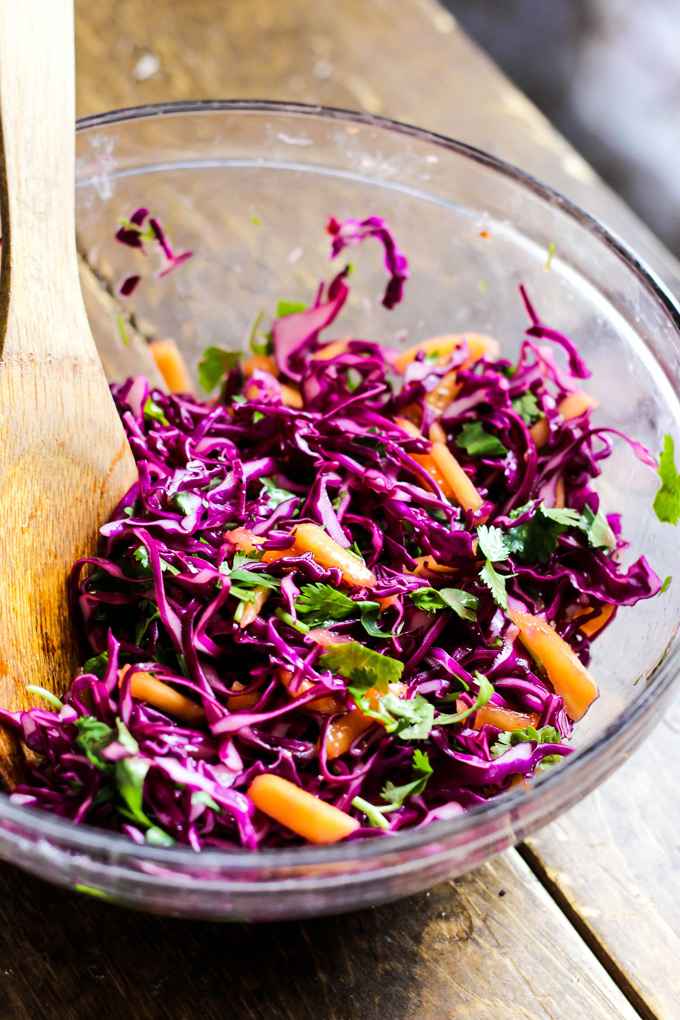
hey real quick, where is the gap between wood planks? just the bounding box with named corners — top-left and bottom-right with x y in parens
top-left (518, 842), bottom-right (659, 1020)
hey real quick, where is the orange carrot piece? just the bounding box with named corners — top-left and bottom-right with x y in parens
top-left (241, 354), bottom-right (278, 377)
top-left (425, 371), bottom-right (462, 413)
top-left (150, 339), bottom-right (194, 395)
top-left (311, 337), bottom-right (351, 361)
top-left (266, 523), bottom-right (375, 587)
top-left (226, 680), bottom-right (260, 711)
top-left (239, 585), bottom-right (270, 629)
top-left (508, 608), bottom-right (599, 721)
top-left (576, 602), bottom-right (615, 637)
top-left (307, 628), bottom-right (353, 648)
top-left (279, 667), bottom-right (343, 715)
top-left (428, 421), bottom-right (446, 444)
top-left (247, 774), bottom-right (360, 844)
top-left (473, 704), bottom-right (540, 732)
top-left (325, 682), bottom-right (408, 759)
top-left (119, 667), bottom-right (204, 725)
top-left (429, 441), bottom-right (484, 512)
top-left (279, 383), bottom-right (304, 409)
top-left (225, 528), bottom-right (264, 553)
top-left (408, 555), bottom-right (457, 577)
top-left (395, 418), bottom-right (456, 499)
top-left (393, 333), bottom-right (500, 374)
top-left (377, 594), bottom-right (399, 614)
top-left (530, 389), bottom-right (599, 449)
top-left (554, 476), bottom-right (565, 509)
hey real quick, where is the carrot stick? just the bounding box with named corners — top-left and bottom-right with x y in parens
top-left (425, 370), bottom-right (462, 413)
top-left (394, 333), bottom-right (500, 374)
top-left (119, 667), bottom-right (204, 724)
top-left (395, 417), bottom-right (456, 499)
top-left (575, 602), bottom-right (615, 637)
top-left (225, 528), bottom-right (264, 553)
top-left (429, 441), bottom-right (484, 511)
top-left (239, 585), bottom-right (270, 629)
top-left (241, 354), bottom-right (278, 377)
top-left (279, 667), bottom-right (343, 715)
top-left (508, 608), bottom-right (599, 721)
top-left (226, 680), bottom-right (260, 711)
top-left (311, 337), bottom-right (351, 361)
top-left (473, 703), bottom-right (540, 732)
top-left (279, 383), bottom-right (304, 409)
top-left (264, 523), bottom-right (376, 588)
top-left (530, 389), bottom-right (599, 449)
top-left (150, 339), bottom-right (194, 395)
top-left (247, 774), bottom-right (360, 843)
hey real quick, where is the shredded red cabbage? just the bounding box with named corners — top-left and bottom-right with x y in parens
top-left (4, 217), bottom-right (664, 851)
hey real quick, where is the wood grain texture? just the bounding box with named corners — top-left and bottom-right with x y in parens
top-left (0, 0), bottom-right (137, 784)
top-left (0, 852), bottom-right (642, 1020)
top-left (524, 694), bottom-right (680, 1020)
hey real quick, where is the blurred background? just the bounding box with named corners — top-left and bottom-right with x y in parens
top-left (445, 0), bottom-right (680, 257)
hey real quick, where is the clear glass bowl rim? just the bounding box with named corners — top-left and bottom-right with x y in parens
top-left (4, 98), bottom-right (678, 872)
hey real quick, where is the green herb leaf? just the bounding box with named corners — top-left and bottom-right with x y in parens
top-left (580, 505), bottom-right (617, 550)
top-left (145, 826), bottom-right (176, 846)
top-left (351, 796), bottom-right (392, 829)
top-left (276, 299), bottom-right (308, 318)
top-left (143, 396), bottom-right (169, 425)
top-left (480, 559), bottom-right (509, 610)
top-left (82, 652), bottom-right (109, 679)
top-left (544, 241), bottom-right (556, 270)
top-left (456, 422), bottom-right (508, 459)
top-left (477, 525), bottom-right (510, 562)
top-left (503, 502), bottom-right (581, 564)
top-left (436, 673), bottom-right (494, 725)
top-left (26, 686), bottom-right (64, 711)
top-left (197, 346), bottom-right (240, 394)
top-left (410, 587), bottom-right (478, 621)
top-left (74, 716), bottom-right (116, 769)
top-left (653, 434), bottom-right (680, 525)
top-left (491, 724), bottom-right (563, 770)
top-left (348, 689), bottom-right (435, 739)
top-left (261, 476), bottom-right (297, 509)
top-left (511, 392), bottom-right (542, 425)
top-left (661, 575), bottom-right (672, 593)
top-left (173, 491), bottom-right (202, 517)
top-left (295, 583), bottom-right (388, 637)
top-left (322, 642), bottom-right (403, 693)
top-left (380, 749), bottom-right (433, 808)
top-left (115, 757), bottom-right (152, 827)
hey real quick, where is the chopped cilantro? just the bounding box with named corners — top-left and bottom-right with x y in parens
top-left (544, 241), bottom-right (556, 270)
top-left (410, 587), bottom-right (478, 621)
top-left (143, 396), bottom-right (169, 425)
top-left (197, 346), bottom-right (240, 394)
top-left (26, 686), bottom-right (64, 711)
top-left (295, 583), bottom-right (388, 637)
top-left (322, 641), bottom-right (403, 693)
top-left (503, 502), bottom-right (581, 564)
top-left (352, 750), bottom-right (433, 827)
top-left (480, 559), bottom-right (509, 610)
top-left (491, 724), bottom-right (563, 770)
top-left (82, 652), bottom-right (109, 680)
top-left (436, 674), bottom-right (494, 725)
top-left (511, 392), bottom-right (542, 425)
top-left (661, 575), bottom-right (672, 593)
top-left (653, 434), bottom-right (680, 525)
top-left (456, 422), bottom-right (508, 459)
top-left (477, 525), bottom-right (510, 562)
top-left (580, 504), bottom-right (616, 550)
top-left (349, 689), bottom-right (435, 739)
top-left (173, 491), bottom-right (202, 517)
top-left (261, 476), bottom-right (297, 509)
top-left (276, 299), bottom-right (308, 318)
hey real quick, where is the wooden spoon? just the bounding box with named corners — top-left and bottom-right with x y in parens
top-left (0, 1), bottom-right (138, 787)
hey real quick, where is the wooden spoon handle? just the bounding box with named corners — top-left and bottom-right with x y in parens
top-left (0, 0), bottom-right (88, 360)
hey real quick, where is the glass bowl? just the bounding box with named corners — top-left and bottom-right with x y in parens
top-left (1, 100), bottom-right (679, 921)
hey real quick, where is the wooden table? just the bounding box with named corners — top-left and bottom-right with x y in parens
top-left (2, 2), bottom-right (678, 1017)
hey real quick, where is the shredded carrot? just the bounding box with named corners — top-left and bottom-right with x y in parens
top-left (575, 602), bottom-right (615, 637)
top-left (428, 421), bottom-right (446, 444)
top-left (263, 523), bottom-right (376, 588)
top-left (395, 417), bottom-right (456, 499)
top-left (425, 371), bottom-right (462, 413)
top-left (150, 339), bottom-right (194, 395)
top-left (247, 774), bottom-right (360, 844)
top-left (239, 585), bottom-right (270, 629)
top-left (408, 555), bottom-right (457, 577)
top-left (311, 337), bottom-right (351, 361)
top-left (279, 667), bottom-right (343, 715)
top-left (241, 354), bottom-right (278, 377)
top-left (325, 682), bottom-right (408, 759)
top-left (279, 383), bottom-right (304, 409)
top-left (429, 441), bottom-right (484, 512)
top-left (307, 628), bottom-right (353, 648)
top-left (393, 333), bottom-right (500, 374)
top-left (508, 608), bottom-right (599, 721)
top-left (554, 476), bottom-right (565, 509)
top-left (531, 389), bottom-right (599, 449)
top-left (226, 680), bottom-right (260, 711)
top-left (473, 704), bottom-right (540, 732)
top-left (118, 666), bottom-right (204, 725)
top-left (225, 527), bottom-right (264, 553)
top-left (377, 594), bottom-right (399, 614)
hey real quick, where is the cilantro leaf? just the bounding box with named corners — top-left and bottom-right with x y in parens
top-left (82, 652), bottom-right (109, 680)
top-left (74, 717), bottom-right (117, 769)
top-left (480, 559), bottom-right (509, 609)
top-left (295, 583), bottom-right (388, 638)
top-left (661, 575), bottom-right (672, 593)
top-left (436, 674), bottom-right (494, 725)
top-left (542, 506), bottom-right (582, 527)
top-left (580, 505), bottom-right (616, 550)
top-left (276, 299), bottom-right (308, 318)
top-left (351, 750), bottom-right (434, 827)
top-left (503, 503), bottom-right (581, 564)
top-left (323, 642), bottom-right (403, 693)
top-left (143, 396), bottom-right (169, 425)
top-left (348, 689), bottom-right (435, 739)
top-left (410, 587), bottom-right (478, 621)
top-left (491, 724), bottom-right (563, 770)
top-left (477, 525), bottom-right (510, 562)
top-left (261, 476), bottom-right (297, 509)
top-left (115, 757), bottom-right (152, 827)
top-left (197, 346), bottom-right (240, 394)
top-left (456, 422), bottom-right (508, 459)
top-left (653, 434), bottom-right (680, 525)
top-left (173, 491), bottom-right (202, 517)
top-left (511, 392), bottom-right (542, 425)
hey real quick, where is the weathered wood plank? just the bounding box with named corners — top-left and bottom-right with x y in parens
top-left (523, 694), bottom-right (680, 1020)
top-left (0, 852), bottom-right (642, 1020)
